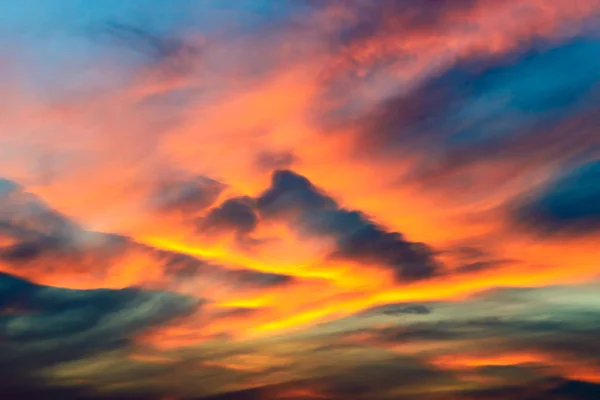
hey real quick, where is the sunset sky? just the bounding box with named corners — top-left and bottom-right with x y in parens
top-left (2, 1), bottom-right (600, 399)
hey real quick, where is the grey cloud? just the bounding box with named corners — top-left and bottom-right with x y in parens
top-left (153, 175), bottom-right (225, 215)
top-left (255, 151), bottom-right (297, 171)
top-left (0, 271), bottom-right (199, 373)
top-left (155, 250), bottom-right (293, 290)
top-left (0, 176), bottom-right (292, 294)
top-left (364, 303), bottom-right (432, 316)
top-left (0, 178), bottom-right (80, 240)
top-left (257, 170), bottom-right (440, 281)
top-left (197, 196), bottom-right (258, 235)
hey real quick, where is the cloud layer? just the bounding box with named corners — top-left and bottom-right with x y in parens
top-left (2, 0), bottom-right (600, 398)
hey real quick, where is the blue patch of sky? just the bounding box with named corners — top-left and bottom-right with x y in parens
top-left (443, 38), bottom-right (600, 146)
top-left (0, 0), bottom-right (306, 98)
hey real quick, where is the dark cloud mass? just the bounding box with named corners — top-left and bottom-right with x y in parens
top-left (0, 272), bottom-right (197, 344)
top-left (197, 196), bottom-right (258, 235)
top-left (257, 170), bottom-right (440, 280)
top-left (0, 271), bottom-right (197, 397)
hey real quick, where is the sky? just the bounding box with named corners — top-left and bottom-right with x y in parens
top-left (1, 0), bottom-right (600, 399)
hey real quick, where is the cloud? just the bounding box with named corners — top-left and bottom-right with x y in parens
top-left (167, 357), bottom-right (458, 400)
top-left (365, 303), bottom-right (432, 316)
top-left (222, 269), bottom-right (293, 288)
top-left (0, 178), bottom-right (80, 240)
top-left (0, 177), bottom-right (294, 295)
top-left (0, 271), bottom-right (198, 347)
top-left (257, 170), bottom-right (440, 280)
top-left (0, 271), bottom-right (198, 396)
top-left (0, 178), bottom-right (130, 282)
top-left (455, 259), bottom-right (515, 274)
top-left (346, 39), bottom-right (600, 202)
top-left (197, 196), bottom-right (258, 235)
top-left (255, 150), bottom-right (296, 171)
top-left (322, 0), bottom-right (478, 50)
top-left (152, 175), bottom-right (226, 215)
top-left (516, 159), bottom-right (600, 234)
top-left (157, 251), bottom-right (293, 289)
top-left (314, 360), bottom-right (456, 399)
top-left (257, 170), bottom-right (336, 216)
top-left (338, 284), bottom-right (600, 385)
top-left (462, 379), bottom-right (600, 400)
top-left (94, 21), bottom-right (200, 79)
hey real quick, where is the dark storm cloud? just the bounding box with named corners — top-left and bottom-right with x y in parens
top-left (516, 159), bottom-right (600, 234)
top-left (257, 170), bottom-right (439, 281)
top-left (153, 175), bottom-right (226, 215)
top-left (197, 197), bottom-right (258, 235)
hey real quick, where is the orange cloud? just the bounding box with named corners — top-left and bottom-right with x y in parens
top-left (431, 350), bottom-right (600, 384)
